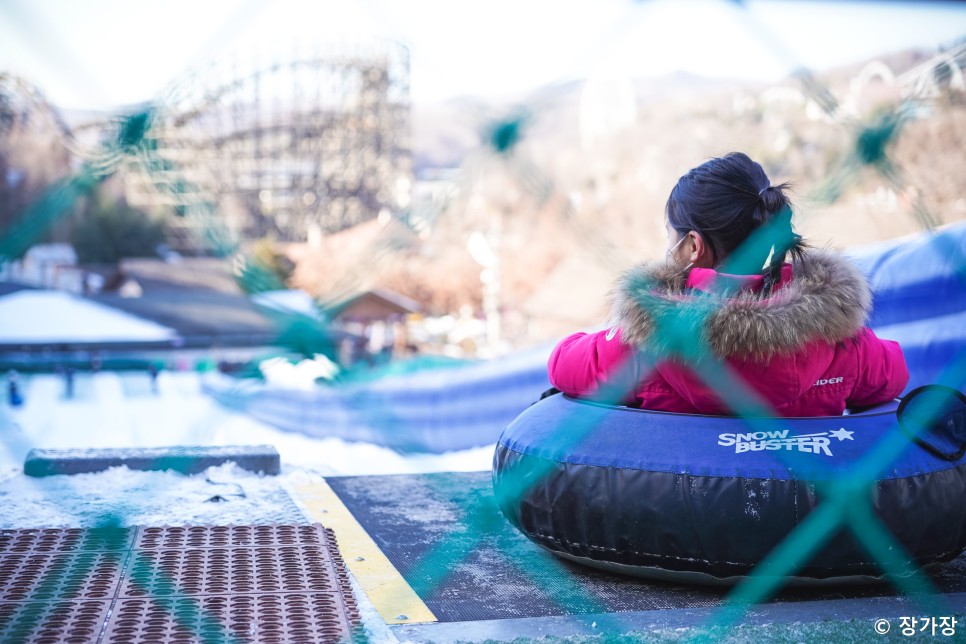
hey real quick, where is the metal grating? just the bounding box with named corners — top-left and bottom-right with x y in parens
top-left (0, 524), bottom-right (360, 643)
top-left (0, 551), bottom-right (127, 601)
top-left (102, 593), bottom-right (356, 643)
top-left (120, 545), bottom-right (340, 597)
top-left (0, 527), bottom-right (136, 554)
top-left (134, 524), bottom-right (327, 550)
top-left (0, 599), bottom-right (113, 643)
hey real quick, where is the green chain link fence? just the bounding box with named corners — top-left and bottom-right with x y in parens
top-left (1, 1), bottom-right (964, 642)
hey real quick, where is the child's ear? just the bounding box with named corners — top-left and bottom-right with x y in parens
top-left (687, 231), bottom-right (714, 268)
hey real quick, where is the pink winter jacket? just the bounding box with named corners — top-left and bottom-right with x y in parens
top-left (548, 250), bottom-right (909, 417)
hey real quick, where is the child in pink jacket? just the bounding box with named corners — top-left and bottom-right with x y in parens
top-left (549, 152), bottom-right (908, 417)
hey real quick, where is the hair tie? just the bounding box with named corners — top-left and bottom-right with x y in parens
top-left (758, 186), bottom-right (770, 196)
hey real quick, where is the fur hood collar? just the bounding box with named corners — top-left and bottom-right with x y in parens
top-left (610, 249), bottom-right (871, 359)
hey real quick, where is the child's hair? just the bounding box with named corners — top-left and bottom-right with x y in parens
top-left (665, 152), bottom-right (806, 292)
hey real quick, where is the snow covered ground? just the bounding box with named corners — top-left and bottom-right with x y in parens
top-left (0, 370), bottom-right (493, 477)
top-left (0, 284), bottom-right (491, 532)
top-left (0, 370), bottom-right (492, 529)
top-left (0, 369), bottom-right (494, 642)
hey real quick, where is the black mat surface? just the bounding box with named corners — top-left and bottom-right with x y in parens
top-left (326, 471), bottom-right (966, 623)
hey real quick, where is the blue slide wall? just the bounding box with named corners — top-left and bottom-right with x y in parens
top-left (848, 221), bottom-right (966, 393)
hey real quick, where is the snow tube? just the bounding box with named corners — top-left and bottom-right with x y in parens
top-left (492, 388), bottom-right (966, 584)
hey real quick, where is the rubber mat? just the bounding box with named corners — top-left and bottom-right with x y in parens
top-left (0, 599), bottom-right (113, 643)
top-left (0, 524), bottom-right (360, 643)
top-left (325, 471), bottom-right (966, 623)
top-left (0, 526), bottom-right (136, 553)
top-left (133, 524), bottom-right (326, 550)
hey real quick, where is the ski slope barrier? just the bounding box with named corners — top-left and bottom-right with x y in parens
top-left (848, 221), bottom-right (966, 392)
top-left (203, 344), bottom-right (553, 452)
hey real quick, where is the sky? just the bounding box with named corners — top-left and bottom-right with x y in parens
top-left (0, 0), bottom-right (964, 110)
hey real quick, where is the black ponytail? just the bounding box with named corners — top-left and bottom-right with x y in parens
top-left (666, 152), bottom-right (808, 293)
top-left (759, 196), bottom-right (807, 294)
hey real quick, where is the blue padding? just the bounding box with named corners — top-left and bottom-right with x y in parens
top-left (499, 394), bottom-right (955, 481)
top-left (849, 222), bottom-right (966, 327)
top-left (203, 345), bottom-right (553, 452)
top-left (875, 310), bottom-right (966, 392)
top-left (844, 223), bottom-right (966, 395)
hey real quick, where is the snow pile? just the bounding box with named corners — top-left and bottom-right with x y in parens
top-left (258, 355), bottom-right (339, 389)
top-left (0, 463), bottom-right (306, 529)
top-left (250, 289), bottom-right (322, 319)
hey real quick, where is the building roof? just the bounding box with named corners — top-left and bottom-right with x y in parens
top-left (0, 290), bottom-right (178, 346)
top-left (90, 291), bottom-right (278, 346)
top-left (328, 287), bottom-right (422, 319)
top-left (115, 258), bottom-right (243, 295)
top-left (73, 257), bottom-right (289, 347)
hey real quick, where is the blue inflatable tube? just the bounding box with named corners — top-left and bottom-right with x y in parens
top-left (493, 392), bottom-right (966, 584)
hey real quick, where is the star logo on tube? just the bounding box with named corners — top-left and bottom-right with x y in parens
top-left (829, 428), bottom-right (854, 441)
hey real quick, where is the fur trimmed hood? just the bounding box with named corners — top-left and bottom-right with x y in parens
top-left (610, 249), bottom-right (871, 359)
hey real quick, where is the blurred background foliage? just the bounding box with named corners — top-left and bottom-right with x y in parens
top-left (70, 190), bottom-right (166, 264)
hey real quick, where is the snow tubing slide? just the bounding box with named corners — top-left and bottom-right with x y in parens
top-left (203, 345), bottom-right (552, 452)
top-left (493, 388), bottom-right (966, 584)
top-left (848, 220), bottom-right (966, 391)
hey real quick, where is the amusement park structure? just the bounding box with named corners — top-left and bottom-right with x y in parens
top-left (2, 40), bottom-right (964, 257)
top-left (1, 42), bottom-right (413, 252)
top-left (123, 43), bottom-right (412, 247)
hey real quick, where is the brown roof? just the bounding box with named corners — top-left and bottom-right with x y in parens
top-left (117, 258), bottom-right (242, 295)
top-left (329, 288), bottom-right (421, 319)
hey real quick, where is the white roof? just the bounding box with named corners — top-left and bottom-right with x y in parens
top-left (23, 243), bottom-right (77, 265)
top-left (0, 290), bottom-right (178, 344)
top-left (250, 289), bottom-right (322, 320)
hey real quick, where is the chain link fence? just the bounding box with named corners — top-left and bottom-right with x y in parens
top-left (1, 1), bottom-right (965, 641)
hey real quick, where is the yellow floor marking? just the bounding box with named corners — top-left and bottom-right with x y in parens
top-left (292, 478), bottom-right (437, 625)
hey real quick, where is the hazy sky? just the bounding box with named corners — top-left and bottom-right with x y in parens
top-left (1, 0), bottom-right (964, 110)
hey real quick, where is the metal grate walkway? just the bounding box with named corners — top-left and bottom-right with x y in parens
top-left (0, 524), bottom-right (360, 643)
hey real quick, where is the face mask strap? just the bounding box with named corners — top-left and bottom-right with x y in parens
top-left (667, 233), bottom-right (696, 275)
top-left (666, 234), bottom-right (687, 262)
